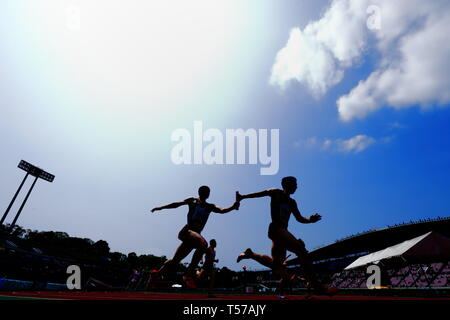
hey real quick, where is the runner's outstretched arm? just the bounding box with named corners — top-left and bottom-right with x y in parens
top-left (236, 189), bottom-right (274, 201)
top-left (151, 198), bottom-right (192, 212)
top-left (211, 201), bottom-right (240, 214)
top-left (291, 200), bottom-right (321, 224)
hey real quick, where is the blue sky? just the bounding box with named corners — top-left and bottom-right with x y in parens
top-left (1, 0), bottom-right (450, 271)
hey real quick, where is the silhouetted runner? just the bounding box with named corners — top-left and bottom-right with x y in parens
top-left (151, 186), bottom-right (239, 288)
top-left (235, 176), bottom-right (336, 295)
top-left (197, 238), bottom-right (218, 295)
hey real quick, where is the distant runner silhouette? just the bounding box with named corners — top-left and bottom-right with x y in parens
top-left (197, 238), bottom-right (219, 296)
top-left (150, 186), bottom-right (239, 288)
top-left (235, 176), bottom-right (336, 295)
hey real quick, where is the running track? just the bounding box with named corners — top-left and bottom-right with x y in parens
top-left (1, 291), bottom-right (450, 300)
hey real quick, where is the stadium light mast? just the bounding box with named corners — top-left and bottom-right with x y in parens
top-left (0, 160), bottom-right (55, 229)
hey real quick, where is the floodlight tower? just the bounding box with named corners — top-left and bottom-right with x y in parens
top-left (1, 160), bottom-right (55, 229)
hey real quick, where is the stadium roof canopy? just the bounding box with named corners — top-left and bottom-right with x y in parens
top-left (309, 217), bottom-right (450, 262)
top-left (344, 231), bottom-right (450, 270)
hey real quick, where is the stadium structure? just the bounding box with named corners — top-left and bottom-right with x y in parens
top-left (292, 216), bottom-right (450, 289)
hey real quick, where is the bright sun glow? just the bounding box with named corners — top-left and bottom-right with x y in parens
top-left (21, 0), bottom-right (243, 119)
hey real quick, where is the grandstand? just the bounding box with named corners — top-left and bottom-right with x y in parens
top-left (304, 217), bottom-right (450, 289)
top-left (310, 216), bottom-right (450, 262)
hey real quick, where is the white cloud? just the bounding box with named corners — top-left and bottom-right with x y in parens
top-left (322, 139), bottom-right (333, 150)
top-left (306, 137), bottom-right (319, 147)
top-left (271, 0), bottom-right (450, 120)
top-left (294, 134), bottom-right (377, 153)
top-left (270, 0), bottom-right (367, 97)
top-left (293, 136), bottom-right (320, 149)
top-left (336, 135), bottom-right (375, 153)
top-left (270, 27), bottom-right (344, 97)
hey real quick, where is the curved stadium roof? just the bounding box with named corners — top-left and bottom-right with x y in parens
top-left (309, 217), bottom-right (450, 262)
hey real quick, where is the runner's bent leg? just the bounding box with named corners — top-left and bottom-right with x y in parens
top-left (184, 231), bottom-right (208, 276)
top-left (271, 242), bottom-right (290, 292)
top-left (242, 251), bottom-right (274, 268)
top-left (158, 241), bottom-right (194, 275)
top-left (276, 228), bottom-right (320, 288)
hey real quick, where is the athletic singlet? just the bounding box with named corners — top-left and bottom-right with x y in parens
top-left (270, 189), bottom-right (294, 229)
top-left (186, 198), bottom-right (214, 232)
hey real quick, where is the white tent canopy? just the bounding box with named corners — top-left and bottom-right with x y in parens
top-left (345, 231), bottom-right (450, 270)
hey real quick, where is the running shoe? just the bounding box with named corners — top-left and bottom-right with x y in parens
top-left (236, 248), bottom-right (253, 263)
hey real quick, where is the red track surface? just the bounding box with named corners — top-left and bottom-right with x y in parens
top-left (1, 291), bottom-right (450, 301)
